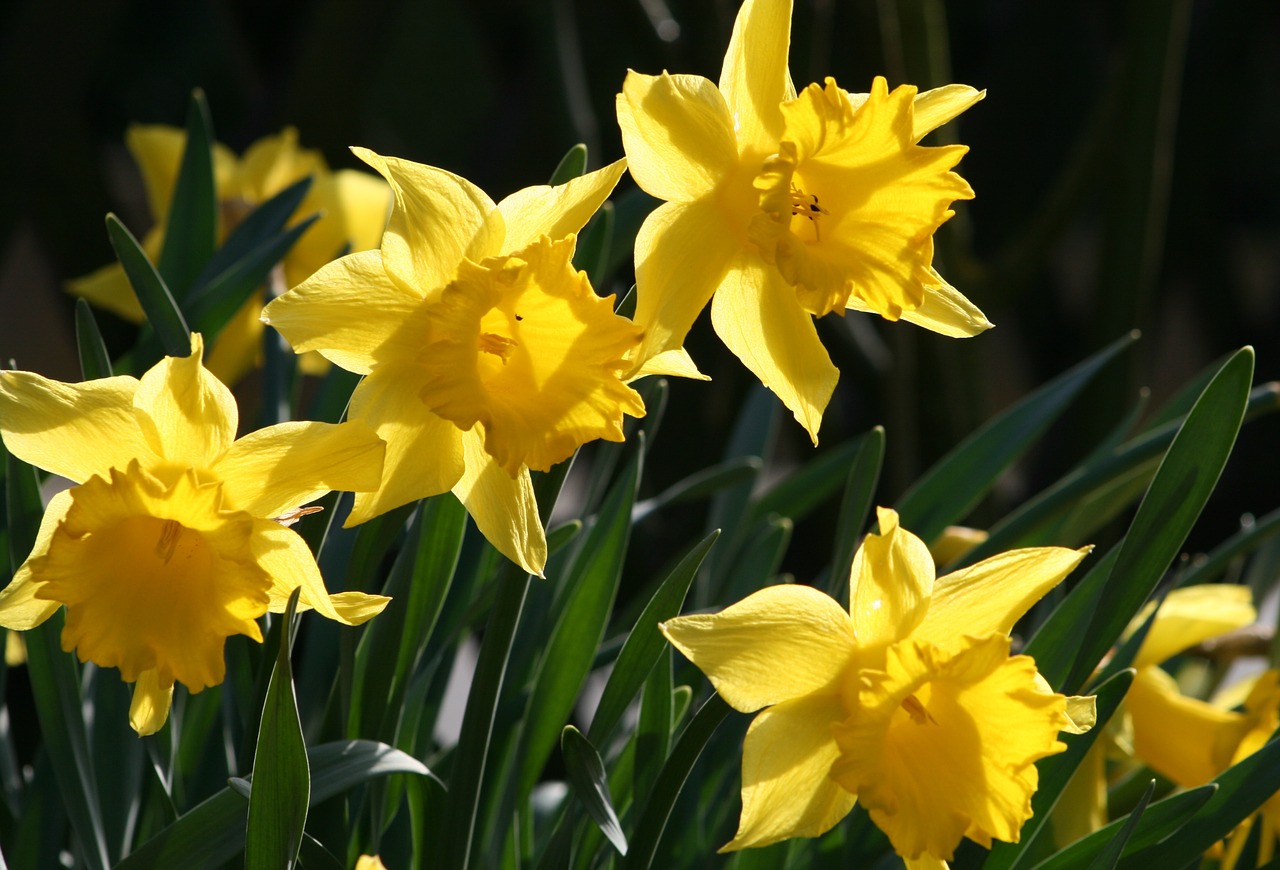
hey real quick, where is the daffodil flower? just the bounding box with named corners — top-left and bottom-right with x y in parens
top-left (261, 149), bottom-right (640, 576)
top-left (1110, 584), bottom-right (1279, 866)
top-left (617, 0), bottom-right (989, 440)
top-left (661, 507), bottom-right (1092, 861)
top-left (70, 126), bottom-right (391, 384)
top-left (0, 334), bottom-right (389, 735)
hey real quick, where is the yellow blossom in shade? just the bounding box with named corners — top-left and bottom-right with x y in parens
top-left (617, 0), bottom-right (988, 441)
top-left (660, 507), bottom-right (1092, 859)
top-left (355, 856), bottom-right (388, 870)
top-left (69, 126), bottom-right (391, 385)
top-left (261, 149), bottom-right (639, 576)
top-left (0, 333), bottom-right (389, 735)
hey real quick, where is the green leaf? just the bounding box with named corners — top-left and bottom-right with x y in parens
top-left (828, 426), bottom-right (884, 600)
top-left (720, 515), bottom-right (792, 604)
top-left (106, 214), bottom-right (190, 357)
top-left (73, 299), bottom-right (113, 380)
top-left (157, 89), bottom-right (217, 299)
top-left (748, 436), bottom-right (872, 526)
top-left (1091, 780), bottom-right (1155, 869)
top-left (117, 741), bottom-right (434, 869)
top-left (575, 201), bottom-right (614, 285)
top-left (1030, 781), bottom-right (1213, 870)
top-left (982, 669), bottom-right (1133, 870)
top-left (562, 727), bottom-right (627, 856)
top-left (246, 589), bottom-right (309, 869)
top-left (632, 458), bottom-right (760, 523)
top-left (587, 531), bottom-right (718, 746)
top-left (896, 331), bottom-right (1137, 543)
top-left (1118, 734), bottom-right (1280, 867)
top-left (548, 144), bottom-right (588, 185)
top-left (624, 695), bottom-right (731, 870)
top-left (1063, 347), bottom-right (1253, 691)
top-left (6, 450), bottom-right (110, 870)
top-left (517, 444), bottom-right (642, 801)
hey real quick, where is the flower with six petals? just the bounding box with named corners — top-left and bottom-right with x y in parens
top-left (0, 334), bottom-right (389, 735)
top-left (660, 507), bottom-right (1093, 861)
top-left (617, 0), bottom-right (989, 440)
top-left (261, 149), bottom-right (641, 576)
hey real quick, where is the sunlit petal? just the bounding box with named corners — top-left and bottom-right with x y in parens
top-left (0, 490), bottom-right (74, 630)
top-left (452, 429), bottom-right (546, 577)
top-left (253, 521), bottom-right (389, 625)
top-left (1128, 666), bottom-right (1246, 787)
top-left (719, 0), bottom-right (792, 156)
top-left (710, 255), bottom-right (837, 443)
top-left (497, 160), bottom-right (628, 250)
top-left (129, 669), bottom-right (175, 737)
top-left (850, 507), bottom-right (935, 647)
top-left (720, 692), bottom-right (855, 851)
top-left (661, 584), bottom-right (855, 713)
top-left (1129, 583), bottom-right (1256, 668)
top-left (133, 333), bottom-right (238, 470)
top-left (911, 85), bottom-right (985, 142)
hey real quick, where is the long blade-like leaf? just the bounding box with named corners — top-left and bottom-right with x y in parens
top-left (562, 726), bottom-right (627, 856)
top-left (157, 89), bottom-right (217, 299)
top-left (105, 214), bottom-right (190, 358)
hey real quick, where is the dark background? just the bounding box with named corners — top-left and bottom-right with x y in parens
top-left (2, 0), bottom-right (1278, 562)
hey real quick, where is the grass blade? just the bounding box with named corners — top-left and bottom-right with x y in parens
top-left (105, 213), bottom-right (190, 358)
top-left (157, 89), bottom-right (217, 299)
top-left (73, 299), bottom-right (113, 380)
top-left (562, 726), bottom-right (627, 856)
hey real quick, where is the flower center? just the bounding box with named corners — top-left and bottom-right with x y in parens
top-left (154, 519), bottom-right (183, 563)
top-left (901, 693), bottom-right (937, 725)
top-left (478, 331), bottom-right (518, 363)
top-left (788, 184), bottom-right (829, 241)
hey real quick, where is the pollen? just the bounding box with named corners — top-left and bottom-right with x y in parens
top-left (478, 332), bottom-right (518, 362)
top-left (155, 519), bottom-right (182, 563)
top-left (789, 185), bottom-right (829, 241)
top-left (901, 693), bottom-right (937, 725)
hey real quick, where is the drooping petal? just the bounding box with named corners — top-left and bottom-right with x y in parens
top-left (1127, 666), bottom-right (1246, 787)
top-left (617, 72), bottom-right (739, 202)
top-left (125, 125), bottom-right (238, 224)
top-left (66, 261), bottom-right (146, 322)
top-left (215, 420), bottom-right (385, 518)
top-left (1053, 742), bottom-right (1108, 850)
top-left (344, 362), bottom-right (465, 526)
top-left (0, 490), bottom-right (74, 630)
top-left (914, 546), bottom-right (1089, 649)
top-left (848, 270), bottom-right (992, 338)
top-left (497, 160), bottom-right (628, 250)
top-left (331, 168), bottom-right (393, 253)
top-left (129, 669), bottom-right (175, 736)
top-left (203, 296), bottom-right (265, 388)
top-left (354, 147), bottom-right (503, 290)
top-left (1129, 584), bottom-right (1256, 669)
top-left (326, 591), bottom-right (394, 625)
top-left (718, 0), bottom-right (792, 157)
top-left (710, 254), bottom-right (837, 443)
top-left (849, 507), bottom-right (935, 647)
top-left (133, 334), bottom-right (238, 469)
top-left (660, 584), bottom-right (855, 713)
top-left (451, 428), bottom-right (546, 576)
top-left (627, 198), bottom-right (740, 379)
top-left (911, 85), bottom-right (986, 142)
top-left (831, 637), bottom-right (1070, 860)
top-left (33, 464), bottom-right (268, 692)
top-left (261, 250), bottom-right (430, 376)
top-left (720, 692), bottom-right (856, 851)
top-left (418, 237), bottom-right (644, 475)
top-left (0, 371), bottom-right (152, 484)
top-left (252, 521), bottom-right (389, 625)
top-left (927, 525), bottom-right (989, 567)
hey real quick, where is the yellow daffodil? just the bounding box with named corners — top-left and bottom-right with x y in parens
top-left (1116, 584), bottom-right (1279, 866)
top-left (261, 149), bottom-right (641, 577)
top-left (0, 334), bottom-right (389, 736)
top-left (617, 0), bottom-right (989, 441)
top-left (70, 126), bottom-right (391, 384)
top-left (355, 857), bottom-right (389, 870)
top-left (661, 507), bottom-right (1092, 861)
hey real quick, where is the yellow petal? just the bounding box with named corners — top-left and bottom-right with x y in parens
top-left (915, 546), bottom-right (1090, 649)
top-left (626, 347), bottom-right (709, 383)
top-left (660, 583), bottom-right (855, 713)
top-left (0, 371), bottom-right (152, 483)
top-left (66, 261), bottom-right (146, 322)
top-left (215, 420), bottom-right (385, 518)
top-left (1053, 741), bottom-right (1108, 848)
top-left (133, 334), bottom-right (238, 469)
top-left (345, 362), bottom-right (465, 525)
top-left (355, 857), bottom-right (389, 870)
top-left (0, 490), bottom-right (74, 630)
top-left (497, 159), bottom-right (627, 251)
top-left (904, 858), bottom-right (950, 870)
top-left (125, 124), bottom-right (188, 223)
top-left (718, 0), bottom-right (792, 156)
top-left (36, 463), bottom-right (268, 691)
top-left (1129, 584), bottom-right (1256, 668)
top-left (720, 692), bottom-right (855, 851)
top-left (353, 147), bottom-right (503, 290)
top-left (911, 85), bottom-right (985, 142)
top-left (927, 525), bottom-right (989, 567)
top-left (253, 521), bottom-right (388, 625)
top-left (451, 429), bottom-right (546, 576)
top-left (418, 237), bottom-right (644, 475)
top-left (617, 72), bottom-right (738, 202)
top-left (627, 198), bottom-right (739, 379)
top-left (850, 507), bottom-right (936, 647)
top-left (848, 269), bottom-right (993, 338)
top-left (1063, 695), bottom-right (1097, 734)
top-left (709, 254), bottom-right (837, 444)
top-left (262, 249), bottom-right (430, 376)
top-left (1128, 666), bottom-right (1246, 787)
top-left (331, 168), bottom-right (393, 253)
top-left (129, 669), bottom-right (175, 736)
top-left (831, 637), bottom-right (1069, 860)
top-left (203, 296), bottom-right (264, 387)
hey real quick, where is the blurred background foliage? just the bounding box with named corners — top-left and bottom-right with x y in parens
top-left (2, 0), bottom-right (1279, 580)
